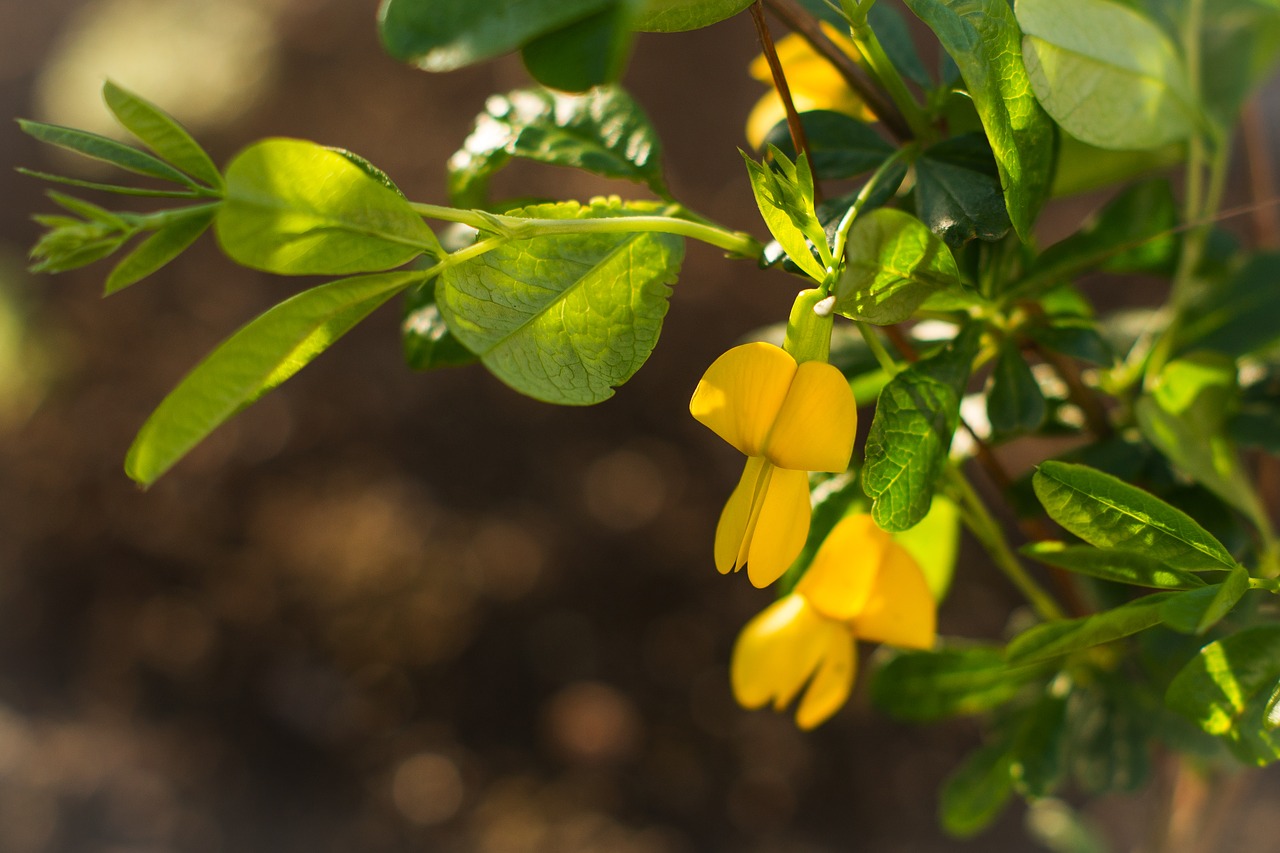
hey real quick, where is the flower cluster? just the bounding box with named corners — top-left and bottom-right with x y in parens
top-left (691, 338), bottom-right (937, 728)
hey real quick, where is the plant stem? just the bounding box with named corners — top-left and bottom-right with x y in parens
top-left (831, 146), bottom-right (913, 261)
top-left (857, 321), bottom-right (902, 376)
top-left (844, 3), bottom-right (934, 142)
top-left (408, 203), bottom-right (764, 257)
top-left (762, 0), bottom-right (912, 142)
top-left (750, 0), bottom-right (819, 200)
top-left (946, 466), bottom-right (1066, 622)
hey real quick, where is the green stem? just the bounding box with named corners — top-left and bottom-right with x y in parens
top-left (843, 2), bottom-right (933, 141)
top-left (945, 466), bottom-right (1066, 622)
top-left (831, 146), bottom-right (914, 262)
top-left (856, 321), bottom-right (902, 376)
top-left (409, 202), bottom-right (764, 258)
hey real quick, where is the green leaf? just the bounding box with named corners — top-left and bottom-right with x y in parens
top-left (216, 138), bottom-right (440, 275)
top-left (1011, 692), bottom-right (1069, 798)
top-left (1266, 678), bottom-right (1280, 730)
top-left (940, 737), bottom-right (1015, 838)
top-left (401, 281), bottom-right (478, 370)
top-left (1050, 132), bottom-right (1184, 197)
top-left (1166, 624), bottom-right (1280, 765)
top-left (871, 646), bottom-right (1046, 721)
top-left (1136, 354), bottom-right (1266, 527)
top-left (763, 111), bottom-right (894, 181)
top-left (1022, 179), bottom-right (1178, 296)
top-left (521, 1), bottom-right (638, 92)
top-left (102, 81), bottom-right (223, 189)
top-left (1024, 314), bottom-right (1114, 367)
top-left (1032, 461), bottom-right (1238, 572)
top-left (1159, 565), bottom-right (1251, 635)
top-left (1017, 0), bottom-right (1198, 150)
top-left (633, 0), bottom-right (754, 31)
top-left (833, 208), bottom-right (962, 325)
top-left (1022, 543), bottom-right (1208, 590)
top-left (895, 494), bottom-right (961, 601)
top-left (18, 119), bottom-right (199, 187)
top-left (378, 0), bottom-right (614, 70)
top-left (902, 0), bottom-right (1054, 240)
top-left (125, 270), bottom-right (429, 486)
top-left (863, 324), bottom-right (980, 531)
top-left (17, 168), bottom-right (205, 198)
top-left (104, 205), bottom-right (217, 294)
top-left (1067, 675), bottom-right (1152, 794)
top-left (986, 339), bottom-right (1046, 437)
top-left (914, 133), bottom-right (1012, 247)
top-left (1006, 593), bottom-right (1177, 665)
top-left (448, 87), bottom-right (666, 209)
top-left (1178, 253), bottom-right (1280, 358)
top-left (437, 199), bottom-right (683, 404)
top-left (742, 148), bottom-right (828, 281)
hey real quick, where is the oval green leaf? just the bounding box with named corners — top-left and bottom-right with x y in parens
top-left (437, 199), bottom-right (684, 405)
top-left (1032, 461), bottom-right (1238, 572)
top-left (834, 208), bottom-right (962, 326)
top-left (1022, 543), bottom-right (1208, 590)
top-left (1006, 592), bottom-right (1177, 665)
top-left (1017, 0), bottom-right (1198, 150)
top-left (102, 81), bottom-right (224, 190)
top-left (633, 0), bottom-right (753, 31)
top-left (216, 138), bottom-right (439, 275)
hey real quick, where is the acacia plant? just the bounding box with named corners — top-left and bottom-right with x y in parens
top-left (18, 0), bottom-right (1280, 843)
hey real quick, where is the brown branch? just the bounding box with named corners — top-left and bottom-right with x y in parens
top-left (1243, 97), bottom-right (1280, 249)
top-left (750, 1), bottom-right (821, 202)
top-left (761, 0), bottom-right (913, 143)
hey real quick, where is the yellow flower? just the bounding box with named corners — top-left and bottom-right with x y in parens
top-left (730, 514), bottom-right (937, 729)
top-left (690, 342), bottom-right (855, 588)
top-left (746, 24), bottom-right (876, 149)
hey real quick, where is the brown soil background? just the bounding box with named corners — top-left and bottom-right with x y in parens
top-left (1, 1), bottom-right (1278, 850)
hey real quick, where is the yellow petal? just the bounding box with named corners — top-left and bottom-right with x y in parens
top-left (730, 594), bottom-right (830, 711)
top-left (690, 343), bottom-right (796, 457)
top-left (853, 542), bottom-right (937, 650)
top-left (765, 359), bottom-right (856, 472)
top-left (745, 466), bottom-right (811, 588)
top-left (795, 632), bottom-right (857, 730)
top-left (796, 513), bottom-right (886, 620)
top-left (714, 456), bottom-right (767, 574)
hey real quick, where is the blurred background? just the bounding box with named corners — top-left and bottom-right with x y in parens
top-left (1, 1), bottom-right (1279, 851)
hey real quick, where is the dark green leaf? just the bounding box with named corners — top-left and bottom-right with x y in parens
top-left (1022, 543), bottom-right (1207, 590)
top-left (1067, 675), bottom-right (1152, 794)
top-left (1023, 179), bottom-right (1178, 296)
top-left (633, 0), bottom-right (753, 31)
top-left (437, 199), bottom-right (683, 405)
top-left (1166, 624), bottom-right (1280, 766)
top-left (833, 208), bottom-right (962, 325)
top-left (863, 324), bottom-right (980, 531)
top-left (1024, 315), bottom-right (1113, 367)
top-left (105, 205), bottom-right (216, 294)
top-left (763, 111), bottom-right (894, 181)
top-left (914, 133), bottom-right (1012, 246)
top-left (18, 119), bottom-right (199, 187)
top-left (940, 737), bottom-right (1015, 838)
top-left (216, 138), bottom-right (440, 275)
top-left (1011, 692), bottom-right (1069, 798)
top-left (521, 2), bottom-right (637, 91)
top-left (125, 270), bottom-right (429, 486)
top-left (1159, 565), bottom-right (1251, 635)
top-left (866, 2), bottom-right (932, 86)
top-left (986, 339), bottom-right (1046, 437)
top-left (1018, 0), bottom-right (1198, 150)
top-left (871, 646), bottom-right (1046, 721)
top-left (402, 281), bottom-right (478, 370)
top-left (1006, 593), bottom-right (1176, 665)
top-left (1178, 253), bottom-right (1280, 358)
top-left (378, 0), bottom-right (614, 70)
top-left (102, 81), bottom-right (223, 189)
top-left (1032, 461), bottom-right (1238, 571)
top-left (448, 86), bottom-right (666, 208)
top-left (902, 0), bottom-right (1054, 240)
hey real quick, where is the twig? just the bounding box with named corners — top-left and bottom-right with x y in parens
top-left (750, 1), bottom-right (820, 201)
top-left (1242, 97), bottom-right (1280, 248)
top-left (761, 0), bottom-right (912, 143)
